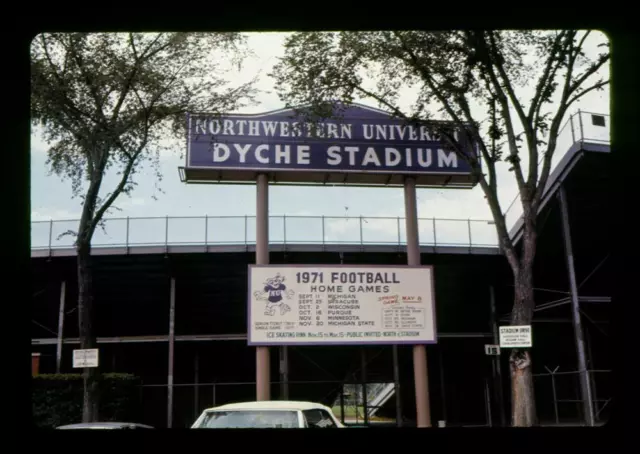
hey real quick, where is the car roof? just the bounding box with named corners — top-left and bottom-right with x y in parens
top-left (57, 422), bottom-right (154, 429)
top-left (202, 400), bottom-right (332, 412)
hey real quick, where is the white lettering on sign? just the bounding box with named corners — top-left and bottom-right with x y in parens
top-left (204, 141), bottom-right (465, 171)
top-left (437, 149), bottom-right (457, 168)
top-left (234, 144), bottom-right (252, 163)
top-left (385, 148), bottom-right (401, 166)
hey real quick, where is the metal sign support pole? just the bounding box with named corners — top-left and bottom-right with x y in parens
top-left (438, 345), bottom-right (447, 424)
top-left (280, 345), bottom-right (289, 399)
top-left (558, 186), bottom-right (594, 426)
top-left (361, 347), bottom-right (369, 425)
top-left (256, 173), bottom-right (271, 401)
top-left (485, 379), bottom-right (493, 427)
top-left (56, 281), bottom-right (66, 373)
top-left (393, 345), bottom-right (403, 427)
top-left (403, 176), bottom-right (432, 428)
top-left (339, 386), bottom-right (346, 425)
top-left (489, 285), bottom-right (506, 426)
top-left (194, 352), bottom-right (200, 420)
top-left (167, 277), bottom-right (176, 428)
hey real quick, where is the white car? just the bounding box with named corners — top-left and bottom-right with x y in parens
top-left (191, 400), bottom-right (345, 429)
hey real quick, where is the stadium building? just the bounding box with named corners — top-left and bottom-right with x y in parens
top-left (31, 110), bottom-right (611, 428)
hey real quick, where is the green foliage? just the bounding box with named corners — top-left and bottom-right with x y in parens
top-left (31, 32), bottom-right (257, 241)
top-left (30, 32), bottom-right (258, 423)
top-left (271, 30), bottom-right (609, 270)
top-left (32, 373), bottom-right (142, 428)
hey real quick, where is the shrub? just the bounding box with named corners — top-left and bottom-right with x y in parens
top-left (32, 373), bottom-right (142, 428)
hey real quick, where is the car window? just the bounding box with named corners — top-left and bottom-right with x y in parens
top-left (196, 410), bottom-right (299, 428)
top-left (302, 409), bottom-right (337, 428)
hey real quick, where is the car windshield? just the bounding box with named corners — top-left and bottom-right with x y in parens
top-left (196, 410), bottom-right (299, 428)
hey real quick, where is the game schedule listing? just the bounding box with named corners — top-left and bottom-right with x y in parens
top-left (248, 265), bottom-right (437, 345)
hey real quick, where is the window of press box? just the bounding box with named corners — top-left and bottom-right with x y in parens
top-left (591, 114), bottom-right (606, 127)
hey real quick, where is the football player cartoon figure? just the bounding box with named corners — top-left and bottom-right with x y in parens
top-left (253, 273), bottom-right (295, 316)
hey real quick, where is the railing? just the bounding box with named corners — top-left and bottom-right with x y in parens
top-left (503, 110), bottom-right (610, 234)
top-left (30, 215), bottom-right (499, 251)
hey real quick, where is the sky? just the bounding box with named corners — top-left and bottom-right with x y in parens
top-left (30, 31), bottom-right (610, 249)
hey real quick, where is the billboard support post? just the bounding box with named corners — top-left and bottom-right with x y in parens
top-left (404, 176), bottom-right (432, 428)
top-left (558, 186), bottom-right (594, 426)
top-left (185, 103), bottom-right (472, 415)
top-left (256, 173), bottom-right (271, 401)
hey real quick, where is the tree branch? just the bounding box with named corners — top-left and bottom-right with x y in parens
top-left (566, 79), bottom-right (609, 109)
top-left (468, 32), bottom-right (528, 195)
top-left (108, 34), bottom-right (144, 125)
top-left (88, 135), bottom-right (147, 239)
top-left (66, 36), bottom-right (110, 126)
top-left (392, 31), bottom-right (520, 271)
top-left (129, 32), bottom-right (139, 61)
top-left (104, 33), bottom-right (177, 127)
top-left (554, 31), bottom-right (601, 112)
top-left (76, 153), bottom-right (105, 246)
top-left (485, 33), bottom-right (533, 142)
top-left (37, 35), bottom-right (101, 134)
top-left (389, 32), bottom-right (505, 200)
top-left (534, 33), bottom-right (583, 206)
top-left (576, 30), bottom-right (592, 53)
top-left (349, 53), bottom-right (518, 270)
top-left (527, 31), bottom-right (568, 121)
top-left (139, 33), bottom-right (166, 58)
top-left (536, 32), bottom-right (609, 205)
top-left (528, 32), bottom-right (574, 189)
top-left (567, 54), bottom-right (610, 98)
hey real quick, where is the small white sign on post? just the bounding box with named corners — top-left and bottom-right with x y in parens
top-left (499, 325), bottom-right (532, 348)
top-left (484, 344), bottom-right (500, 355)
top-left (73, 349), bottom-right (99, 368)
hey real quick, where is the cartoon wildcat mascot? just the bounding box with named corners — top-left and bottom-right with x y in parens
top-left (254, 273), bottom-right (295, 316)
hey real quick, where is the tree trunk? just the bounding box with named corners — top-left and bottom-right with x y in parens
top-left (77, 242), bottom-right (100, 422)
top-left (510, 349), bottom-right (536, 426)
top-left (509, 268), bottom-right (537, 427)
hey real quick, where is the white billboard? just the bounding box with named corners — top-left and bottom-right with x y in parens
top-left (247, 265), bottom-right (437, 345)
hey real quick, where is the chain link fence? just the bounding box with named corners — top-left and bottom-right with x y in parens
top-left (533, 369), bottom-right (611, 426)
